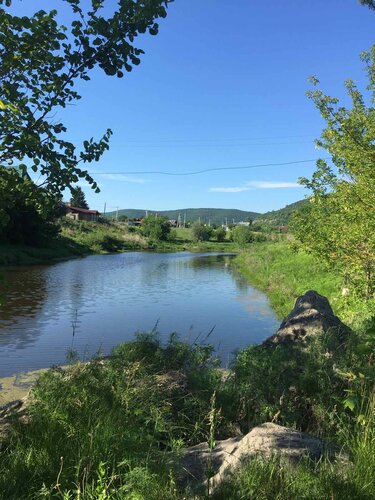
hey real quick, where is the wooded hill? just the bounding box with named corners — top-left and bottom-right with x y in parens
top-left (105, 208), bottom-right (260, 226)
top-left (254, 199), bottom-right (309, 226)
top-left (105, 201), bottom-right (309, 226)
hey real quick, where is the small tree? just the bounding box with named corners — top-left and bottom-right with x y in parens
top-left (191, 222), bottom-right (213, 242)
top-left (215, 227), bottom-right (226, 242)
top-left (293, 47), bottom-right (375, 299)
top-left (141, 215), bottom-right (170, 241)
top-left (0, 169), bottom-right (59, 245)
top-left (231, 226), bottom-right (254, 247)
top-left (70, 186), bottom-right (89, 209)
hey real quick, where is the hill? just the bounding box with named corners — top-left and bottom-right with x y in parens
top-left (254, 199), bottom-right (309, 226)
top-left (105, 208), bottom-right (260, 226)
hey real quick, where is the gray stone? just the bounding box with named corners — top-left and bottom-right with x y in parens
top-left (263, 290), bottom-right (350, 348)
top-left (179, 422), bottom-right (344, 493)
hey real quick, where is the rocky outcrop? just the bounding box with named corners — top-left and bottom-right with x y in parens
top-left (263, 290), bottom-right (350, 349)
top-left (179, 422), bottom-right (344, 493)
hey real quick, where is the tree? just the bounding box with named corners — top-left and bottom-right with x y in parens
top-left (359, 0), bottom-right (375, 10)
top-left (231, 225), bottom-right (254, 247)
top-left (70, 186), bottom-right (89, 209)
top-left (215, 226), bottom-right (226, 242)
top-left (0, 0), bottom-right (172, 197)
top-left (0, 168), bottom-right (59, 244)
top-left (292, 47), bottom-right (375, 299)
top-left (191, 222), bottom-right (213, 242)
top-left (141, 215), bottom-right (170, 241)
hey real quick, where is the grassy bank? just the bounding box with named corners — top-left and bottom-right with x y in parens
top-left (233, 241), bottom-right (375, 327)
top-left (0, 332), bottom-right (374, 499)
top-left (0, 220), bottom-right (150, 266)
top-left (0, 223), bottom-right (238, 267)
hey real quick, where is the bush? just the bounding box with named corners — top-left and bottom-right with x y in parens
top-left (191, 222), bottom-right (213, 242)
top-left (0, 168), bottom-right (60, 246)
top-left (231, 226), bottom-right (254, 247)
top-left (141, 215), bottom-right (170, 241)
top-left (215, 227), bottom-right (226, 242)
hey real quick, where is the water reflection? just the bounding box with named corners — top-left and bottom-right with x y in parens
top-left (0, 252), bottom-right (279, 377)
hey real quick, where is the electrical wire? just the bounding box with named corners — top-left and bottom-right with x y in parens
top-left (91, 157), bottom-right (327, 177)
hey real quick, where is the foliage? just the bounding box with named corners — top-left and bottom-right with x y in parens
top-left (214, 226), bottom-right (226, 242)
top-left (359, 0), bottom-right (375, 10)
top-left (293, 48), bottom-right (375, 299)
top-left (70, 186), bottom-right (89, 209)
top-left (106, 208), bottom-right (261, 226)
top-left (255, 199), bottom-right (308, 227)
top-left (0, 0), bottom-right (172, 197)
top-left (0, 333), bottom-right (222, 498)
top-left (231, 225), bottom-right (254, 247)
top-left (60, 219), bottom-right (148, 253)
top-left (0, 168), bottom-right (60, 245)
top-left (191, 221), bottom-right (213, 242)
top-left (225, 337), bottom-right (353, 435)
top-left (141, 215), bottom-right (171, 241)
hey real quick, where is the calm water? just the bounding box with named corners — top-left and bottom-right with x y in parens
top-left (0, 252), bottom-right (279, 377)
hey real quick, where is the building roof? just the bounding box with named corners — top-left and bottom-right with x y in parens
top-left (68, 206), bottom-right (100, 215)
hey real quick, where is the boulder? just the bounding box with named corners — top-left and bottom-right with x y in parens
top-left (179, 422), bottom-right (344, 494)
top-left (263, 290), bottom-right (350, 348)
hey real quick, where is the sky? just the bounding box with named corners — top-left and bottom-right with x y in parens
top-left (12, 0), bottom-right (375, 213)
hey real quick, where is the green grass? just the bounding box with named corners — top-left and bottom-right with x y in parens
top-left (0, 220), bottom-right (148, 266)
top-left (0, 223), bottom-right (239, 267)
top-left (0, 334), bottom-right (224, 499)
top-left (0, 330), bottom-right (374, 499)
top-left (233, 241), bottom-right (375, 326)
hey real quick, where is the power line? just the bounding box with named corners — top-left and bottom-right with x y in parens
top-left (92, 158), bottom-right (327, 177)
top-left (113, 133), bottom-right (317, 143)
top-left (111, 140), bottom-right (314, 149)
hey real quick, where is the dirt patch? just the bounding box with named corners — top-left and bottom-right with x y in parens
top-left (0, 369), bottom-right (46, 406)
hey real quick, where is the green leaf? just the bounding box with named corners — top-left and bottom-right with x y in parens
top-left (343, 397), bottom-right (356, 412)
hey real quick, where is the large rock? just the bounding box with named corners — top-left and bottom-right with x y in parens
top-left (179, 422), bottom-right (344, 493)
top-left (263, 290), bottom-right (350, 348)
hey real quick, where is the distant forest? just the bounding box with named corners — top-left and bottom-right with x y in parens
top-left (105, 200), bottom-right (308, 226)
top-left (254, 199), bottom-right (309, 226)
top-left (105, 208), bottom-right (260, 226)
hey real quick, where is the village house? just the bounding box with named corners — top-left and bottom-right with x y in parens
top-left (66, 204), bottom-right (101, 222)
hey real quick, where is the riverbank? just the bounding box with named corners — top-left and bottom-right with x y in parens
top-left (0, 324), bottom-right (374, 498)
top-left (0, 221), bottom-right (239, 267)
top-left (233, 241), bottom-right (375, 328)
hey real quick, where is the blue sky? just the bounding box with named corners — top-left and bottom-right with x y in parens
top-left (16, 0), bottom-right (375, 213)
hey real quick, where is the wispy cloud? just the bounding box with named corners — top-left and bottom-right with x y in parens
top-left (245, 181), bottom-right (301, 189)
top-left (209, 180), bottom-right (301, 193)
top-left (209, 186), bottom-right (250, 193)
top-left (98, 174), bottom-right (146, 184)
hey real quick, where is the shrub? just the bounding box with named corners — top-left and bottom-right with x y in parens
top-left (141, 215), bottom-right (170, 241)
top-left (191, 222), bottom-right (213, 242)
top-left (215, 227), bottom-right (226, 242)
top-left (231, 226), bottom-right (254, 247)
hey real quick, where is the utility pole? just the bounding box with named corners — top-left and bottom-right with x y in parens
top-left (183, 213), bottom-right (186, 228)
top-left (116, 207), bottom-right (119, 221)
top-left (103, 202), bottom-right (106, 216)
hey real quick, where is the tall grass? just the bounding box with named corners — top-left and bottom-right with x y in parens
top-left (234, 241), bottom-right (375, 326)
top-left (0, 334), bottom-right (223, 499)
top-left (0, 330), bottom-right (373, 498)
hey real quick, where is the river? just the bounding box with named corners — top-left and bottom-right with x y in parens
top-left (0, 252), bottom-right (279, 377)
